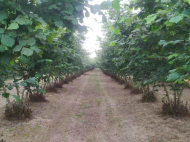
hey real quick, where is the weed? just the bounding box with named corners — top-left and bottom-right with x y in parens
top-left (162, 100), bottom-right (190, 117)
top-left (142, 91), bottom-right (157, 102)
top-left (130, 87), bottom-right (142, 94)
top-left (113, 117), bottom-right (122, 123)
top-left (124, 82), bottom-right (132, 89)
top-left (105, 108), bottom-right (114, 116)
top-left (81, 104), bottom-right (89, 109)
top-left (75, 112), bottom-right (85, 118)
top-left (45, 85), bottom-right (57, 93)
top-left (54, 83), bottom-right (63, 88)
top-left (5, 101), bottom-right (32, 120)
top-left (29, 93), bottom-right (46, 102)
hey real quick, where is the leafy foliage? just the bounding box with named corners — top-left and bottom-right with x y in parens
top-left (98, 0), bottom-right (190, 116)
top-left (0, 0), bottom-right (98, 119)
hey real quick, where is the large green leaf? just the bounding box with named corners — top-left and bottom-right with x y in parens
top-left (110, 41), bottom-right (116, 46)
top-left (114, 29), bottom-right (120, 34)
top-left (161, 0), bottom-right (171, 3)
top-left (21, 47), bottom-right (34, 56)
top-left (125, 17), bottom-right (132, 26)
top-left (0, 9), bottom-right (8, 21)
top-left (12, 95), bottom-right (20, 103)
top-left (30, 46), bottom-right (41, 53)
top-left (54, 21), bottom-right (64, 27)
top-left (0, 28), bottom-right (4, 34)
top-left (19, 38), bottom-right (36, 46)
top-left (185, 0), bottom-right (190, 5)
top-left (8, 23), bottom-right (19, 30)
top-left (1, 34), bottom-right (15, 47)
top-left (100, 1), bottom-right (111, 10)
top-left (2, 93), bottom-right (10, 98)
top-left (36, 17), bottom-right (47, 26)
top-left (0, 45), bottom-right (8, 52)
top-left (167, 72), bottom-right (180, 82)
top-left (75, 5), bottom-right (83, 11)
top-left (1, 53), bottom-right (11, 64)
top-left (15, 16), bottom-right (32, 25)
top-left (169, 15), bottom-right (184, 23)
top-left (146, 14), bottom-right (157, 24)
top-left (13, 45), bottom-right (23, 52)
top-left (112, 0), bottom-right (120, 10)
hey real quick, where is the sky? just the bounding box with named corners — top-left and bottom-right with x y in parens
top-left (82, 0), bottom-right (104, 58)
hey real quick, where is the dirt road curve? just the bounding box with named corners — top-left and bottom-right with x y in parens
top-left (1, 69), bottom-right (190, 142)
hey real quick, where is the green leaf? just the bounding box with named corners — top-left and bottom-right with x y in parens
top-left (0, 9), bottom-right (8, 21)
top-left (114, 29), bottom-right (120, 34)
top-left (183, 65), bottom-right (190, 71)
top-left (91, 5), bottom-right (100, 13)
top-left (100, 1), bottom-right (111, 10)
top-left (54, 21), bottom-right (64, 27)
top-left (0, 28), bottom-right (4, 34)
top-left (15, 16), bottom-right (32, 25)
top-left (167, 72), bottom-right (180, 82)
top-left (182, 8), bottom-right (190, 16)
top-left (110, 41), bottom-right (116, 46)
top-left (35, 34), bottom-right (46, 40)
top-left (1, 34), bottom-right (15, 47)
top-left (161, 0), bottom-right (171, 3)
top-left (8, 23), bottom-right (19, 30)
top-left (75, 5), bottom-right (83, 11)
top-left (12, 95), bottom-right (20, 103)
top-left (185, 0), bottom-right (190, 5)
top-left (30, 46), bottom-right (41, 53)
top-left (168, 53), bottom-right (178, 60)
top-left (13, 45), bottom-right (22, 52)
top-left (36, 0), bottom-right (42, 4)
top-left (19, 55), bottom-right (30, 64)
top-left (77, 25), bottom-right (87, 33)
top-left (112, 0), bottom-right (120, 10)
top-left (146, 14), bottom-right (157, 24)
top-left (85, 10), bottom-right (90, 17)
top-left (1, 53), bottom-right (11, 64)
top-left (110, 26), bottom-right (114, 31)
top-left (36, 17), bottom-right (47, 26)
top-left (2, 93), bottom-right (10, 98)
top-left (26, 77), bottom-right (36, 83)
top-left (169, 15), bottom-right (184, 23)
top-left (19, 38), bottom-right (36, 46)
top-left (102, 14), bottom-right (107, 23)
top-left (158, 40), bottom-right (167, 46)
top-left (28, 38), bottom-right (36, 46)
top-left (0, 45), bottom-right (8, 52)
top-left (21, 48), bottom-right (34, 56)
top-left (125, 17), bottom-right (132, 26)
top-left (35, 72), bottom-right (43, 77)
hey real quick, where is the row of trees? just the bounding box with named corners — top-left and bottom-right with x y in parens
top-left (97, 0), bottom-right (190, 116)
top-left (0, 0), bottom-right (98, 119)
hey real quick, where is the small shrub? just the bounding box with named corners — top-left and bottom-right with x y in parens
top-left (130, 87), bottom-right (142, 94)
top-left (119, 79), bottom-right (125, 85)
top-left (64, 79), bottom-right (69, 84)
top-left (5, 101), bottom-right (32, 120)
top-left (29, 93), bottom-right (46, 102)
top-left (124, 82), bottom-right (132, 89)
top-left (54, 83), bottom-right (62, 88)
top-left (142, 91), bottom-right (157, 102)
top-left (46, 85), bottom-right (57, 93)
top-left (162, 100), bottom-right (190, 117)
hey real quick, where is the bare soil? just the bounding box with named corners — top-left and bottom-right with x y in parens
top-left (1, 69), bottom-right (190, 142)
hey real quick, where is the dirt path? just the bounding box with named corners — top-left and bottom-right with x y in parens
top-left (1, 69), bottom-right (190, 142)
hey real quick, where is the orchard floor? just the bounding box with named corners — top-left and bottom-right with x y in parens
top-left (1, 69), bottom-right (190, 142)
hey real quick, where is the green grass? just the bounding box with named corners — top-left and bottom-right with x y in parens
top-left (75, 112), bottom-right (85, 118)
